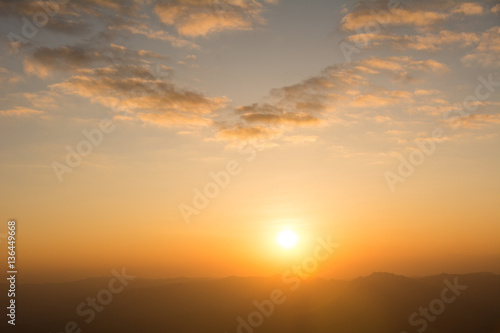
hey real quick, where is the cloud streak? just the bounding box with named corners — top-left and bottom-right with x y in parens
top-left (51, 65), bottom-right (227, 127)
top-left (23, 43), bottom-right (165, 78)
top-left (0, 107), bottom-right (44, 117)
top-left (340, 1), bottom-right (484, 32)
top-left (154, 0), bottom-right (272, 37)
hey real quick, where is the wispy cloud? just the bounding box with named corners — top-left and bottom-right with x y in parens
top-left (108, 21), bottom-right (200, 49)
top-left (23, 44), bottom-right (165, 78)
top-left (154, 0), bottom-right (272, 37)
top-left (214, 55), bottom-right (450, 147)
top-left (0, 106), bottom-right (44, 117)
top-left (453, 114), bottom-right (500, 129)
top-left (348, 30), bottom-right (480, 52)
top-left (462, 26), bottom-right (500, 67)
top-left (340, 1), bottom-right (484, 32)
top-left (0, 66), bottom-right (22, 84)
top-left (51, 65), bottom-right (227, 127)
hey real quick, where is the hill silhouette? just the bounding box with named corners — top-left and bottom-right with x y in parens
top-left (2, 273), bottom-right (499, 333)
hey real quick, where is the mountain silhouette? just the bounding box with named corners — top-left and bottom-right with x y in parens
top-left (2, 273), bottom-right (499, 332)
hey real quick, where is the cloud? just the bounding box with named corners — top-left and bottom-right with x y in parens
top-left (346, 33), bottom-right (400, 48)
top-left (154, 0), bottom-right (270, 37)
top-left (451, 2), bottom-right (484, 15)
top-left (217, 67), bottom-right (360, 141)
top-left (23, 44), bottom-right (165, 78)
top-left (492, 4), bottom-right (500, 13)
top-left (462, 26), bottom-right (500, 67)
top-left (0, 107), bottom-right (44, 117)
top-left (13, 0), bottom-right (141, 17)
top-left (214, 55), bottom-right (449, 144)
top-left (410, 104), bottom-right (460, 116)
top-left (23, 92), bottom-right (59, 109)
top-left (0, 0), bottom-right (271, 59)
top-left (51, 65), bottom-right (227, 127)
top-left (405, 31), bottom-right (480, 51)
top-left (1, 0), bottom-right (200, 51)
top-left (0, 67), bottom-right (22, 84)
top-left (358, 56), bottom-right (449, 74)
top-left (237, 103), bottom-right (323, 126)
top-left (462, 53), bottom-right (500, 68)
top-left (357, 57), bottom-right (404, 71)
top-left (137, 112), bottom-right (214, 128)
top-left (414, 89), bottom-right (440, 96)
top-left (108, 21), bottom-right (200, 49)
top-left (453, 114), bottom-right (500, 129)
top-left (0, 0), bottom-right (56, 17)
top-left (0, 0), bottom-right (100, 35)
top-left (341, 8), bottom-right (448, 31)
top-left (242, 112), bottom-right (321, 125)
top-left (215, 125), bottom-right (279, 141)
top-left (348, 30), bottom-right (480, 52)
top-left (340, 1), bottom-right (484, 32)
top-left (350, 90), bottom-right (413, 107)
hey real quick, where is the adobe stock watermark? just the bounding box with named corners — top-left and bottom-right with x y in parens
top-left (7, 0), bottom-right (70, 53)
top-left (226, 236), bottom-right (339, 333)
top-left (50, 56), bottom-right (172, 183)
top-left (385, 73), bottom-right (500, 192)
top-left (49, 58), bottom-right (169, 184)
top-left (51, 267), bottom-right (135, 333)
top-left (400, 277), bottom-right (467, 333)
top-left (384, 129), bottom-right (444, 193)
top-left (51, 118), bottom-right (115, 183)
top-left (339, 0), bottom-right (406, 62)
top-left (178, 141), bottom-right (260, 224)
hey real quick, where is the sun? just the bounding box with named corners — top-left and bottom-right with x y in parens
top-left (276, 229), bottom-right (299, 249)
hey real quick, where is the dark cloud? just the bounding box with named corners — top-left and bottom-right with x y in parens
top-left (24, 43), bottom-right (166, 77)
top-left (51, 64), bottom-right (227, 127)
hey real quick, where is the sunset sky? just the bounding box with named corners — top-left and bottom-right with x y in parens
top-left (0, 0), bottom-right (499, 283)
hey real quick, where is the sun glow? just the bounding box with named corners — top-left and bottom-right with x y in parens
top-left (276, 229), bottom-right (299, 249)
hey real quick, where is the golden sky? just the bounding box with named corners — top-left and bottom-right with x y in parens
top-left (0, 0), bottom-right (499, 283)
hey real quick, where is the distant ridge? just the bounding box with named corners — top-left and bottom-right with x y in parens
top-left (2, 272), bottom-right (499, 333)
